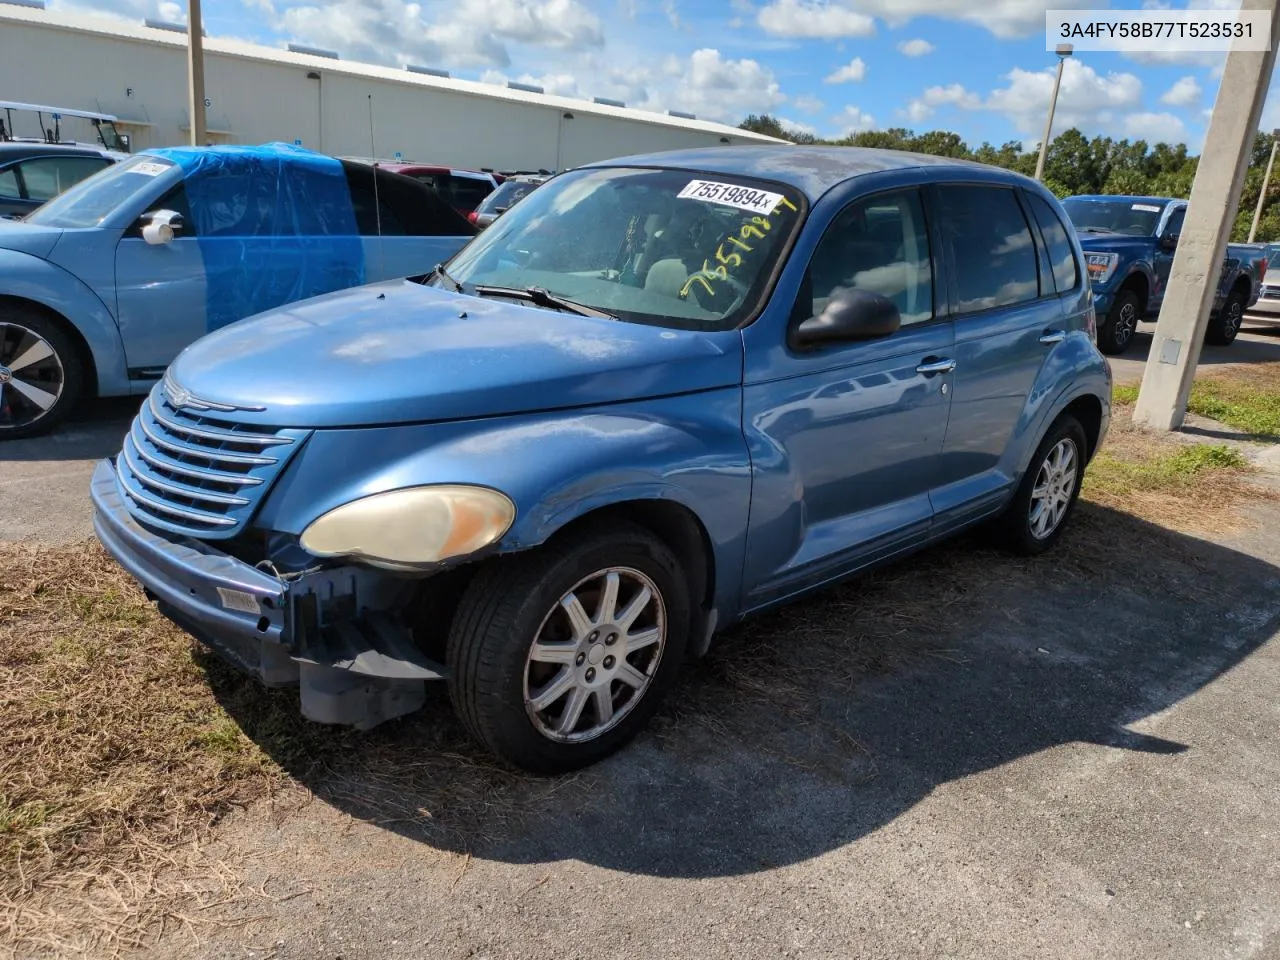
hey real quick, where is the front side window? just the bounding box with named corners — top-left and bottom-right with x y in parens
top-left (1061, 197), bottom-right (1165, 237)
top-left (19, 156), bottom-right (111, 202)
top-left (435, 166), bottom-right (806, 331)
top-left (938, 185), bottom-right (1040, 313)
top-left (1027, 193), bottom-right (1080, 293)
top-left (24, 153), bottom-right (175, 228)
top-left (804, 188), bottom-right (934, 326)
top-left (0, 167), bottom-right (18, 199)
top-left (1161, 206), bottom-right (1186, 239)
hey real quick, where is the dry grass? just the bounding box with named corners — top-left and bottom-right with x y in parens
top-left (3, 367), bottom-right (1280, 954)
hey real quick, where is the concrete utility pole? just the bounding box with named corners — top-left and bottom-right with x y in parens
top-left (1133, 0), bottom-right (1280, 432)
top-left (1248, 127), bottom-right (1280, 242)
top-left (187, 0), bottom-right (207, 146)
top-left (1034, 44), bottom-right (1073, 182)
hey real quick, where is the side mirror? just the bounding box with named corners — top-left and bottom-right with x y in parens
top-left (141, 209), bottom-right (183, 245)
top-left (1159, 232), bottom-right (1179, 252)
top-left (792, 287), bottom-right (901, 350)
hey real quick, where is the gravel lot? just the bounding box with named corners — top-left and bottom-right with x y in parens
top-left (4, 331), bottom-right (1280, 960)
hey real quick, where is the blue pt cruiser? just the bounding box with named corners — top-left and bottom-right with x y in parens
top-left (92, 147), bottom-right (1112, 773)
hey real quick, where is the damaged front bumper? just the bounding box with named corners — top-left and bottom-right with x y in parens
top-left (90, 458), bottom-right (445, 729)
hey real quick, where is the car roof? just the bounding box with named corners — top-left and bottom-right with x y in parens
top-left (579, 145), bottom-right (1021, 200)
top-left (0, 141), bottom-right (116, 160)
top-left (1069, 194), bottom-right (1176, 206)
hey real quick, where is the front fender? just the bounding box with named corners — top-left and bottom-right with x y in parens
top-left (254, 390), bottom-right (752, 618)
top-left (1003, 332), bottom-right (1112, 479)
top-left (0, 249), bottom-right (130, 396)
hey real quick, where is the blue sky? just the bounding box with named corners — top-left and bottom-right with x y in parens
top-left (67, 0), bottom-right (1264, 152)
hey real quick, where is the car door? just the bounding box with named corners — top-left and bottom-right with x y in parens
top-left (113, 178), bottom-right (209, 377)
top-left (740, 186), bottom-right (955, 610)
top-left (928, 183), bottom-right (1071, 534)
top-left (1152, 202), bottom-right (1185, 313)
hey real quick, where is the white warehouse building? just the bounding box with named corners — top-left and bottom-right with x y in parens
top-left (0, 2), bottom-right (783, 170)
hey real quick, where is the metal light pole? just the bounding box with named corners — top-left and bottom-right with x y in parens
top-left (1247, 126), bottom-right (1280, 242)
top-left (187, 0), bottom-right (207, 145)
top-left (1034, 44), bottom-right (1073, 182)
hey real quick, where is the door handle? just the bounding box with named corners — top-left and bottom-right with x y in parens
top-left (1039, 329), bottom-right (1066, 345)
top-left (916, 357), bottom-right (956, 375)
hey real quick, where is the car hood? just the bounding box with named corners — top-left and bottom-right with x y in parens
top-left (0, 218), bottom-right (63, 258)
top-left (166, 279), bottom-right (743, 429)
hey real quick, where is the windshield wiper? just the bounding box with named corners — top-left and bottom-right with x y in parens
top-left (428, 262), bottom-right (464, 293)
top-left (471, 284), bottom-right (618, 320)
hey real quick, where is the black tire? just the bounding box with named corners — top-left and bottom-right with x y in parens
top-left (1096, 288), bottom-right (1142, 356)
top-left (0, 305), bottom-right (83, 441)
top-left (996, 414), bottom-right (1088, 556)
top-left (1205, 286), bottom-right (1247, 346)
top-left (446, 521), bottom-right (690, 774)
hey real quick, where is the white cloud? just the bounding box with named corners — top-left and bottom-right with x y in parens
top-left (1123, 111), bottom-right (1188, 144)
top-left (777, 116), bottom-right (818, 135)
top-left (985, 58), bottom-right (1143, 138)
top-left (903, 82), bottom-right (981, 121)
top-left (897, 37), bottom-right (935, 56)
top-left (828, 0), bottom-right (1098, 40)
top-left (1160, 75), bottom-right (1202, 107)
top-left (663, 48), bottom-right (786, 123)
top-left (275, 0), bottom-right (604, 71)
top-left (829, 105), bottom-right (876, 135)
top-left (49, 0), bottom-right (185, 20)
top-left (757, 0), bottom-right (875, 38)
top-left (824, 56), bottom-right (867, 83)
top-left (793, 93), bottom-right (825, 114)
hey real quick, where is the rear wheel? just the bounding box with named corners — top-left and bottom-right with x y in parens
top-left (1205, 286), bottom-right (1246, 346)
top-left (0, 307), bottom-right (83, 441)
top-left (1097, 289), bottom-right (1142, 356)
top-left (446, 522), bottom-right (690, 773)
top-left (996, 414), bottom-right (1087, 556)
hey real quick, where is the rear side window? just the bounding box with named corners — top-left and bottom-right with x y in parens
top-left (0, 167), bottom-right (17, 198)
top-left (937, 185), bottom-right (1040, 313)
top-left (1027, 193), bottom-right (1080, 293)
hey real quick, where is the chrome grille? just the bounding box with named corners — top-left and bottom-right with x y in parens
top-left (116, 384), bottom-right (311, 539)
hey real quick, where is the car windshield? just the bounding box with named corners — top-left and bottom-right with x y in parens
top-left (1061, 198), bottom-right (1165, 237)
top-left (24, 153), bottom-right (175, 228)
top-left (435, 166), bottom-right (806, 331)
top-left (476, 179), bottom-right (542, 215)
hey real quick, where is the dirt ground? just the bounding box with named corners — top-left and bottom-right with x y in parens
top-left (5, 355), bottom-right (1280, 959)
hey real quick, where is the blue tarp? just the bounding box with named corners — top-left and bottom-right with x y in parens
top-left (148, 142), bottom-right (365, 330)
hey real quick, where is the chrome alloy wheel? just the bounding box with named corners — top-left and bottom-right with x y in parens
top-left (0, 321), bottom-right (64, 432)
top-left (523, 566), bottom-right (667, 743)
top-left (1028, 438), bottom-right (1079, 540)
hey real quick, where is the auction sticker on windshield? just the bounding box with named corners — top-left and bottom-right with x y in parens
top-left (131, 161), bottom-right (171, 177)
top-left (1132, 203), bottom-right (1162, 213)
top-left (679, 179), bottom-right (784, 215)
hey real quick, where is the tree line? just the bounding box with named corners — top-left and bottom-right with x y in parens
top-left (739, 114), bottom-right (1280, 243)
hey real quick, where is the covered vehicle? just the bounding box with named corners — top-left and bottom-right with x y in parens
top-left (92, 146), bottom-right (1111, 773)
top-left (0, 142), bottom-right (475, 438)
top-left (1062, 195), bottom-right (1267, 354)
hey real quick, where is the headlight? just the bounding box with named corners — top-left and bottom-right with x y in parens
top-left (300, 485), bottom-right (516, 570)
top-left (1085, 252), bottom-right (1119, 286)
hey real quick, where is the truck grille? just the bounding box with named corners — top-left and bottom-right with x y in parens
top-left (116, 384), bottom-right (311, 539)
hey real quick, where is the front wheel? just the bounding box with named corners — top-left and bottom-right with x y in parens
top-left (996, 415), bottom-right (1088, 556)
top-left (1205, 287), bottom-right (1246, 346)
top-left (0, 308), bottom-right (83, 441)
top-left (446, 522), bottom-right (690, 773)
top-left (1096, 289), bottom-right (1141, 356)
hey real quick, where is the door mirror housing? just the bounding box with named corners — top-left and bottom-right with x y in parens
top-left (141, 209), bottom-right (183, 245)
top-left (1159, 232), bottom-right (1179, 252)
top-left (792, 287), bottom-right (902, 350)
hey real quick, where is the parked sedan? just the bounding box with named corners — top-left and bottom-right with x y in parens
top-left (0, 142), bottom-right (124, 217)
top-left (92, 146), bottom-right (1111, 773)
top-left (0, 142), bottom-right (475, 439)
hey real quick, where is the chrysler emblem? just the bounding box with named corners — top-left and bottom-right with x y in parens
top-left (165, 382), bottom-right (195, 409)
top-left (161, 374), bottom-right (266, 414)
